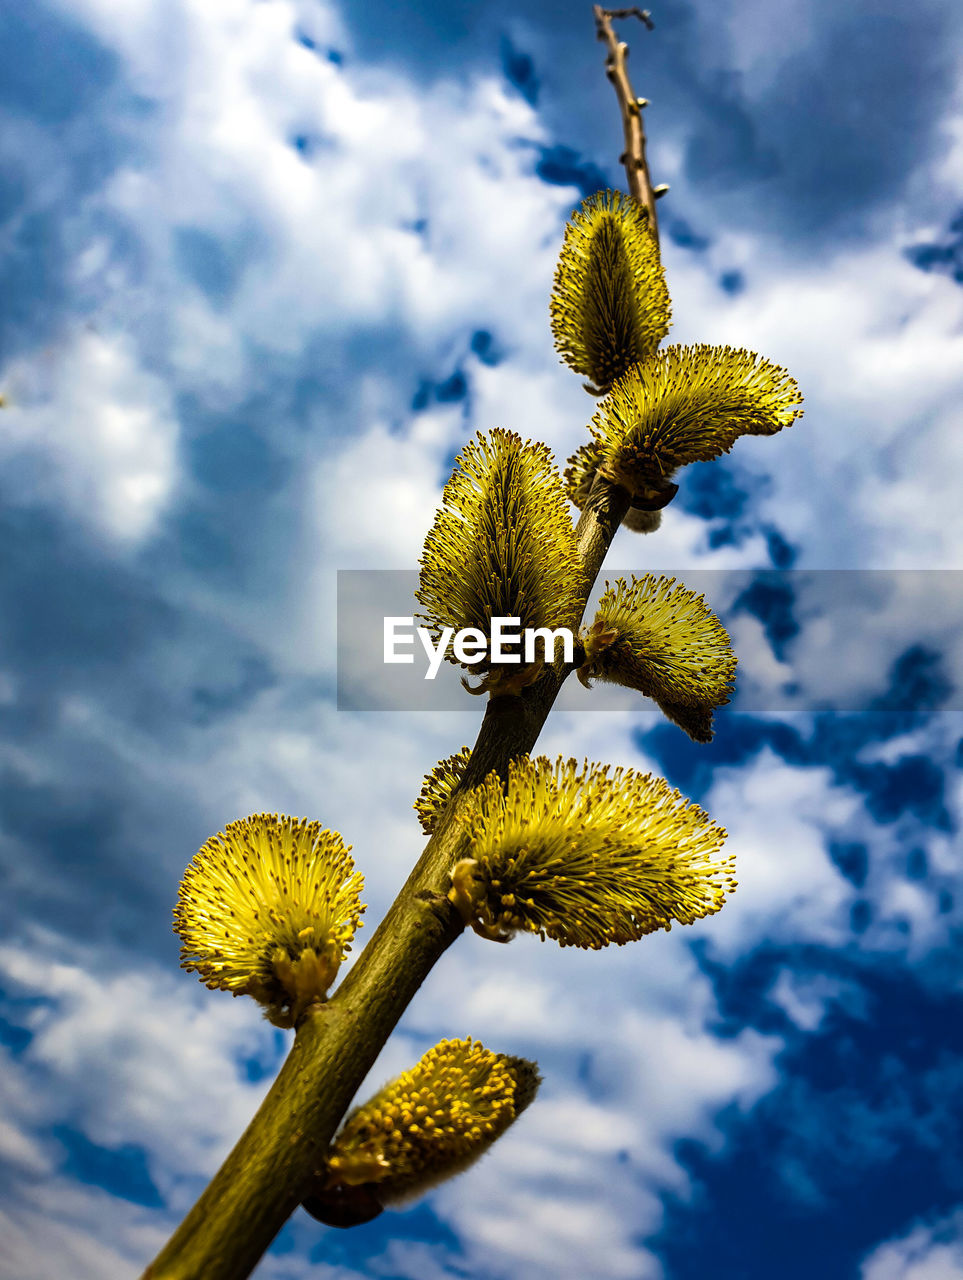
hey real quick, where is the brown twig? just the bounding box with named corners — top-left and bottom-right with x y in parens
top-left (603, 7), bottom-right (654, 28)
top-left (594, 5), bottom-right (661, 246)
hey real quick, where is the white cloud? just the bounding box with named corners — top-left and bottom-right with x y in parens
top-left (666, 219), bottom-right (963, 569)
top-left (0, 937), bottom-right (281, 1193)
top-left (701, 748), bottom-right (860, 953)
top-left (0, 1182), bottom-right (167, 1280)
top-left (0, 330), bottom-right (178, 544)
top-left (768, 970), bottom-right (866, 1032)
top-left (862, 1210), bottom-right (963, 1280)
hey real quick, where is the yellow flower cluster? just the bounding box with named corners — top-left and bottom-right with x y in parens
top-left (589, 343), bottom-right (803, 497)
top-left (417, 429), bottom-right (585, 694)
top-left (550, 189), bottom-right (670, 394)
top-left (174, 813), bottom-right (364, 1027)
top-left (324, 1038), bottom-right (539, 1203)
top-left (564, 441), bottom-right (663, 534)
top-left (450, 756), bottom-right (734, 948)
top-left (580, 575), bottom-right (737, 741)
top-left (414, 747), bottom-right (472, 834)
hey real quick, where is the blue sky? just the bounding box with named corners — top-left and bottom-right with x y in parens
top-left (1, 0), bottom-right (962, 1276)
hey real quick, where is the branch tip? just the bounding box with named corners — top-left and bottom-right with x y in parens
top-left (596, 6), bottom-right (655, 32)
top-left (594, 4), bottom-right (660, 246)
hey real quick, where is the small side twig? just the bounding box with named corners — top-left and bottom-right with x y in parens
top-left (603, 7), bottom-right (654, 27)
top-left (594, 5), bottom-right (661, 246)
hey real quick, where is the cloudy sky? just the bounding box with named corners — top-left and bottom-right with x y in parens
top-left (1, 0), bottom-right (963, 1276)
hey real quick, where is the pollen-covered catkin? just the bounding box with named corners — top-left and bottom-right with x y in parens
top-left (551, 189), bottom-right (670, 393)
top-left (417, 429), bottom-right (585, 694)
top-left (322, 1038), bottom-right (540, 1204)
top-left (590, 344), bottom-right (803, 496)
top-left (579, 575), bottom-right (737, 740)
top-left (174, 813), bottom-right (364, 1027)
top-left (453, 756), bottom-right (735, 948)
top-left (415, 747), bottom-right (472, 833)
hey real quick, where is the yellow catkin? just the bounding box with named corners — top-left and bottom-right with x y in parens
top-left (417, 429), bottom-right (585, 693)
top-left (415, 748), bottom-right (472, 834)
top-left (550, 189), bottom-right (670, 394)
top-left (173, 813), bottom-right (365, 1027)
top-left (590, 344), bottom-right (803, 495)
top-left (326, 1038), bottom-right (540, 1203)
top-left (564, 441), bottom-right (663, 533)
top-left (653, 699), bottom-right (717, 745)
top-left (580, 575), bottom-right (737, 741)
top-left (457, 756), bottom-right (734, 948)
top-left (564, 440), bottom-right (602, 511)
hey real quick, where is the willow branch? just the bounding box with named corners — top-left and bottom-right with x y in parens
top-left (594, 5), bottom-right (661, 246)
top-left (144, 12), bottom-right (648, 1278)
top-left (141, 477), bottom-right (630, 1280)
